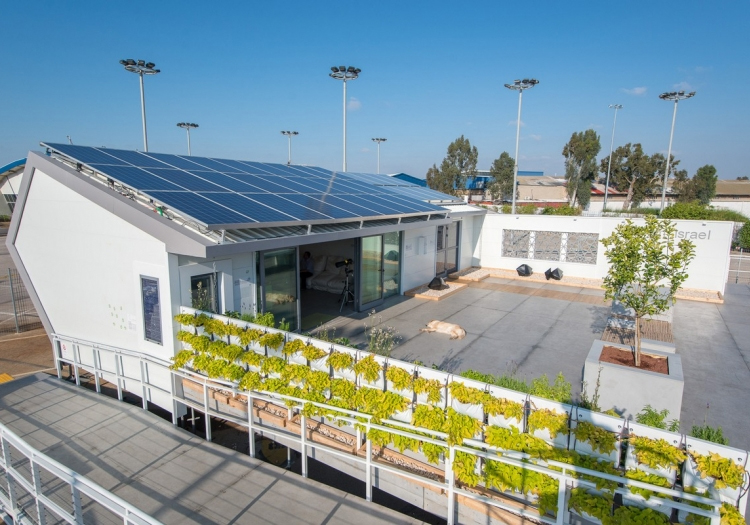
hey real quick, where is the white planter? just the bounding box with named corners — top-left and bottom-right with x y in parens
top-left (583, 340), bottom-right (683, 421)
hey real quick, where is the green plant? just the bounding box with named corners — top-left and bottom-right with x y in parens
top-left (579, 366), bottom-right (602, 412)
top-left (327, 351), bottom-right (354, 372)
top-left (261, 356), bottom-right (286, 375)
top-left (258, 332), bottom-right (284, 350)
top-left (329, 378), bottom-right (357, 408)
top-left (364, 310), bottom-right (400, 357)
top-left (691, 452), bottom-right (746, 490)
top-left (203, 318), bottom-right (230, 338)
top-left (624, 469), bottom-right (673, 499)
top-left (170, 350), bottom-right (194, 369)
top-left (389, 428), bottom-right (420, 454)
top-left (353, 354), bottom-right (382, 383)
top-left (542, 204), bottom-right (581, 216)
top-left (253, 312), bottom-right (276, 327)
top-left (528, 409), bottom-right (569, 438)
top-left (277, 318), bottom-right (291, 331)
top-left (448, 381), bottom-right (485, 404)
top-left (186, 334), bottom-right (211, 353)
top-left (482, 395), bottom-right (524, 421)
top-left (573, 421), bottom-right (616, 455)
top-left (353, 388), bottom-right (407, 422)
top-left (238, 350), bottom-right (262, 367)
top-left (568, 488), bottom-right (613, 521)
top-left (223, 310), bottom-right (240, 319)
top-left (301, 344), bottom-right (327, 362)
top-left (453, 451), bottom-right (480, 487)
top-left (719, 502), bottom-right (747, 525)
top-left (737, 222), bottom-right (750, 250)
top-left (690, 424), bottom-right (729, 446)
top-left (483, 459), bottom-right (559, 516)
top-left (635, 405), bottom-right (680, 432)
top-left (630, 436), bottom-right (686, 471)
top-left (412, 404), bottom-right (446, 432)
top-left (608, 505), bottom-right (669, 525)
top-left (444, 408), bottom-right (483, 446)
top-left (413, 377), bottom-right (443, 404)
top-left (601, 217), bottom-right (696, 367)
top-left (530, 373), bottom-right (572, 403)
top-left (238, 328), bottom-right (262, 346)
top-left (421, 442), bottom-right (447, 464)
top-left (281, 363), bottom-right (309, 385)
top-left (385, 366), bottom-right (413, 391)
top-left (281, 339), bottom-right (306, 357)
top-left (460, 369), bottom-right (531, 394)
top-left (367, 428), bottom-right (392, 448)
top-left (174, 313), bottom-right (199, 326)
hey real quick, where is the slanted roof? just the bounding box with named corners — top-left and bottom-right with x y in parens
top-left (389, 173), bottom-right (427, 187)
top-left (715, 180), bottom-right (750, 197)
top-left (0, 159), bottom-right (25, 184)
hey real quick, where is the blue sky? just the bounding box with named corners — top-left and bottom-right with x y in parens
top-left (2, 1), bottom-right (748, 179)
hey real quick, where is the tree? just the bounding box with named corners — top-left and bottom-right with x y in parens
top-left (563, 129), bottom-right (601, 208)
top-left (600, 144), bottom-right (673, 210)
top-left (601, 217), bottom-right (695, 367)
top-left (693, 165), bottom-right (718, 205)
top-left (425, 135), bottom-right (478, 197)
top-left (737, 222), bottom-right (750, 250)
top-left (487, 151), bottom-right (515, 201)
top-left (672, 169), bottom-right (696, 203)
top-left (737, 176), bottom-right (749, 181)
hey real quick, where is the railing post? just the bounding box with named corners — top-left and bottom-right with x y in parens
top-left (556, 472), bottom-right (567, 525)
top-left (247, 394), bottom-right (255, 458)
top-left (73, 345), bottom-right (81, 386)
top-left (94, 348), bottom-right (101, 394)
top-left (203, 382), bottom-right (212, 442)
top-left (170, 373), bottom-right (178, 426)
top-left (115, 355), bottom-right (123, 401)
top-left (139, 359), bottom-right (148, 410)
top-left (300, 414), bottom-right (308, 478)
top-left (71, 482), bottom-right (83, 524)
top-left (31, 459), bottom-right (47, 525)
top-left (8, 269), bottom-right (20, 334)
top-left (365, 423), bottom-right (372, 502)
top-left (446, 446), bottom-right (455, 525)
top-left (1, 435), bottom-right (19, 523)
top-left (54, 339), bottom-right (62, 380)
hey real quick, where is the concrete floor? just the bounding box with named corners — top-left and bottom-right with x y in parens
top-left (322, 278), bottom-right (750, 452)
top-left (0, 374), bottom-right (423, 525)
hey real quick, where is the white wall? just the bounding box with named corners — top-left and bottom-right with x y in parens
top-left (478, 214), bottom-right (733, 294)
top-left (402, 225), bottom-right (437, 291)
top-left (458, 218), bottom-right (475, 270)
top-left (711, 201), bottom-right (750, 215)
top-left (0, 172), bottom-right (23, 197)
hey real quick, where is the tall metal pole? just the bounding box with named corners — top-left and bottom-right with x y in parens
top-left (186, 127), bottom-right (192, 156)
top-left (139, 73), bottom-right (148, 151)
top-left (329, 66), bottom-right (361, 173)
top-left (120, 59), bottom-right (160, 152)
top-left (177, 123), bottom-right (199, 156)
top-left (658, 91), bottom-right (695, 213)
top-left (281, 131), bottom-right (298, 165)
top-left (372, 138), bottom-right (386, 174)
top-left (604, 104), bottom-right (623, 211)
top-left (504, 79), bottom-right (538, 214)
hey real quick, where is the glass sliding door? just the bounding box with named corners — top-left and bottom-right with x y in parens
top-left (382, 231), bottom-right (401, 299)
top-left (258, 248), bottom-right (298, 331)
top-left (359, 235), bottom-right (384, 309)
top-left (436, 221), bottom-right (460, 276)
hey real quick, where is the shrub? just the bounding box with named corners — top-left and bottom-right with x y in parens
top-left (542, 205), bottom-right (581, 216)
top-left (635, 405), bottom-right (680, 432)
top-left (690, 424), bottom-right (729, 445)
top-left (662, 202), bottom-right (749, 222)
top-left (737, 222), bottom-right (750, 250)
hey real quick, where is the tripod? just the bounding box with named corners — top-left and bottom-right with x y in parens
top-left (339, 268), bottom-right (354, 312)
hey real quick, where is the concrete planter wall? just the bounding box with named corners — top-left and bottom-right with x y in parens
top-left (582, 339), bottom-right (683, 421)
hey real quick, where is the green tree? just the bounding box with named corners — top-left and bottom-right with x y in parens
top-left (425, 135), bottom-right (478, 197)
top-left (671, 169), bottom-right (695, 203)
top-left (601, 217), bottom-right (695, 367)
top-left (737, 222), bottom-right (750, 250)
top-left (600, 144), bottom-right (673, 210)
top-left (736, 176), bottom-right (749, 180)
top-left (693, 164), bottom-right (718, 205)
top-left (563, 129), bottom-right (601, 208)
top-left (487, 151), bottom-right (515, 201)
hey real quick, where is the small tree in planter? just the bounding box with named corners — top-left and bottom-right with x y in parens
top-left (601, 216), bottom-right (695, 367)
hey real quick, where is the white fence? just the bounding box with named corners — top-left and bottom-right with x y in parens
top-left (0, 420), bottom-right (162, 525)
top-left (48, 309), bottom-right (750, 525)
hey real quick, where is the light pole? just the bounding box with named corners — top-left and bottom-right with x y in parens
top-left (372, 138), bottom-right (387, 174)
top-left (177, 123), bottom-right (199, 156)
top-left (603, 104), bottom-right (623, 211)
top-left (119, 59), bottom-right (160, 152)
top-left (504, 78), bottom-right (539, 214)
top-left (329, 66), bottom-right (361, 172)
top-left (658, 91), bottom-right (695, 213)
top-left (280, 131), bottom-right (299, 165)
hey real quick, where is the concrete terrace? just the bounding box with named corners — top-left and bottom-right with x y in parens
top-left (325, 278), bottom-right (750, 452)
top-left (0, 374), bottom-right (423, 525)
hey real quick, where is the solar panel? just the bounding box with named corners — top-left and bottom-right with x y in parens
top-left (42, 143), bottom-right (449, 228)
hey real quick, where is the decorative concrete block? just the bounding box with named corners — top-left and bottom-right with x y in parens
top-left (582, 340), bottom-right (683, 421)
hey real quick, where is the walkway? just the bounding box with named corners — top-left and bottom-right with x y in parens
top-left (0, 374), bottom-right (422, 525)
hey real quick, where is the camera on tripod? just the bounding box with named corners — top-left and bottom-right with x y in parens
top-left (336, 259), bottom-right (355, 312)
top-left (335, 258), bottom-right (354, 276)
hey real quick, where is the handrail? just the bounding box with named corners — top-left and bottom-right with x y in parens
top-left (51, 332), bottom-right (732, 525)
top-left (0, 420), bottom-right (162, 524)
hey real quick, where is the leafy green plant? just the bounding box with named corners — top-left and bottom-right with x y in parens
top-left (170, 350), bottom-right (194, 369)
top-left (261, 356), bottom-right (286, 375)
top-left (327, 351), bottom-right (354, 372)
top-left (573, 421), bottom-right (616, 455)
top-left (528, 409), bottom-right (569, 438)
top-left (412, 404), bottom-right (446, 432)
top-left (608, 505), bottom-right (669, 525)
top-left (203, 318), bottom-right (230, 338)
top-left (385, 366), bottom-right (413, 391)
top-left (719, 502), bottom-right (747, 525)
top-left (690, 424), bottom-right (729, 445)
top-left (258, 332), bottom-right (284, 350)
top-left (174, 313), bottom-right (199, 326)
top-left (421, 442), bottom-right (447, 465)
top-left (329, 378), bottom-right (357, 408)
top-left (635, 405), bottom-right (680, 432)
top-left (390, 429), bottom-right (420, 454)
top-left (568, 488), bottom-right (613, 521)
top-left (252, 312), bottom-right (276, 327)
top-left (364, 310), bottom-right (400, 357)
top-left (238, 371), bottom-right (262, 391)
top-left (353, 388), bottom-right (407, 422)
top-left (444, 408), bottom-right (483, 446)
top-left (353, 354), bottom-right (382, 383)
top-left (301, 344), bottom-right (327, 362)
top-left (282, 339), bottom-right (306, 357)
top-left (530, 373), bottom-right (572, 403)
top-left (624, 468), bottom-right (673, 499)
top-left (238, 328), bottom-right (262, 346)
top-left (482, 395), bottom-right (524, 421)
top-left (367, 428), bottom-right (392, 448)
top-left (542, 204), bottom-right (581, 216)
top-left (238, 350), bottom-right (262, 367)
top-left (413, 377), bottom-right (443, 404)
top-left (737, 222), bottom-right (750, 250)
top-left (304, 370), bottom-right (331, 394)
top-left (460, 369), bottom-right (531, 394)
top-left (483, 459), bottom-right (559, 516)
top-left (448, 381), bottom-right (486, 404)
top-left (281, 363), bottom-right (309, 385)
top-left (186, 334), bottom-right (211, 353)
top-left (691, 452), bottom-right (746, 490)
top-left (630, 436), bottom-right (686, 471)
top-left (453, 451), bottom-right (480, 487)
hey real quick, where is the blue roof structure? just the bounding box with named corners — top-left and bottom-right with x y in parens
top-left (0, 159), bottom-right (25, 178)
top-left (390, 173), bottom-right (427, 187)
top-left (42, 143), bottom-right (451, 229)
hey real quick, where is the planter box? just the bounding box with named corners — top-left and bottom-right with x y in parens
top-left (212, 391), bottom-right (230, 404)
top-left (583, 340), bottom-right (683, 421)
top-left (255, 408), bottom-right (287, 428)
top-left (228, 396), bottom-right (248, 412)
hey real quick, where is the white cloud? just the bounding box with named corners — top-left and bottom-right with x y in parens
top-left (672, 81), bottom-right (693, 91)
top-left (528, 134), bottom-right (542, 141)
top-left (508, 119), bottom-right (525, 127)
top-left (622, 86), bottom-right (647, 96)
top-left (347, 97), bottom-right (361, 111)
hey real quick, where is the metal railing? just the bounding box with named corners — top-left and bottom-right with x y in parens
top-left (0, 268), bottom-right (42, 335)
top-left (50, 331), bottom-right (728, 525)
top-left (0, 420), bottom-right (162, 525)
top-left (730, 250), bottom-right (750, 284)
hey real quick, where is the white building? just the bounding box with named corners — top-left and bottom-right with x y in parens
top-left (0, 158), bottom-right (25, 216)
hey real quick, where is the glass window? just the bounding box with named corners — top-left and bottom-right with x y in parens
top-left (383, 231), bottom-right (401, 299)
top-left (262, 249), bottom-right (298, 331)
top-left (141, 276), bottom-right (162, 344)
top-left (191, 273), bottom-right (217, 312)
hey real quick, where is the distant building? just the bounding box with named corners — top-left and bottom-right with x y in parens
top-left (0, 159), bottom-right (25, 215)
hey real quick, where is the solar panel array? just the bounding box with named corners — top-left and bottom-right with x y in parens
top-left (43, 143), bottom-right (448, 228)
top-left (341, 172), bottom-right (462, 203)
